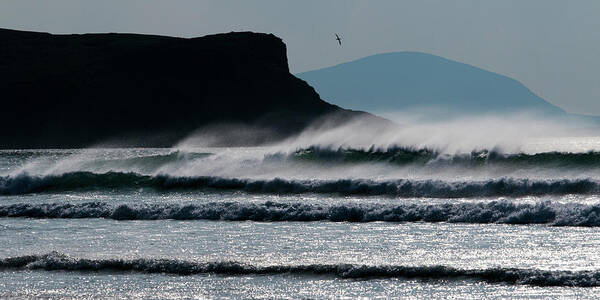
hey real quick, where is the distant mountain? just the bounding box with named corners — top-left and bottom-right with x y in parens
top-left (297, 52), bottom-right (565, 116)
top-left (0, 28), bottom-right (386, 148)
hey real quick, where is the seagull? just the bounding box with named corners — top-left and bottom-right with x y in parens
top-left (334, 33), bottom-right (342, 46)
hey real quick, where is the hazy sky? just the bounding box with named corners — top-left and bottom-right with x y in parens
top-left (2, 1), bottom-right (599, 115)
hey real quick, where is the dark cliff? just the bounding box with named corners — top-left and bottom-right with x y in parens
top-left (0, 28), bottom-right (380, 148)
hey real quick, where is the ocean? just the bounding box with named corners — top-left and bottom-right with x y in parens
top-left (3, 136), bottom-right (600, 298)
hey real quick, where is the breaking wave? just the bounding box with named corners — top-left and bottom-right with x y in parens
top-left (285, 146), bottom-right (600, 168)
top-left (1, 171), bottom-right (599, 197)
top-left (1, 252), bottom-right (599, 287)
top-left (3, 201), bottom-right (600, 226)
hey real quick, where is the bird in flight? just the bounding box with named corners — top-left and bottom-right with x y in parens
top-left (334, 33), bottom-right (342, 46)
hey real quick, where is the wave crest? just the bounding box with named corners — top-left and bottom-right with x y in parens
top-left (1, 171), bottom-right (599, 197)
top-left (6, 170), bottom-right (600, 198)
top-left (286, 146), bottom-right (600, 168)
top-left (3, 201), bottom-right (600, 226)
top-left (1, 252), bottom-right (599, 287)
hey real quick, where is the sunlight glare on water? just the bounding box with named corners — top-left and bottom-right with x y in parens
top-left (2, 136), bottom-right (600, 298)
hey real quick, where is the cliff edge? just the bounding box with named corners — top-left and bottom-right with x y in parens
top-left (0, 29), bottom-right (381, 148)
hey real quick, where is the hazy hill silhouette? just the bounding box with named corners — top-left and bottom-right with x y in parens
top-left (0, 28), bottom-right (384, 148)
top-left (297, 52), bottom-right (565, 116)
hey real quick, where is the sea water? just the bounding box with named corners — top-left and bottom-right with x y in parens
top-left (2, 140), bottom-right (600, 298)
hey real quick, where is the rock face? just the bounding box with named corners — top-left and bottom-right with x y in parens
top-left (0, 28), bottom-right (376, 148)
top-left (297, 52), bottom-right (565, 117)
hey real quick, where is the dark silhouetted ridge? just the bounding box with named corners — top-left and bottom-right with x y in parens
top-left (0, 28), bottom-right (382, 148)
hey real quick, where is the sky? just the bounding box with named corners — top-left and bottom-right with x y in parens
top-left (1, 0), bottom-right (599, 115)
